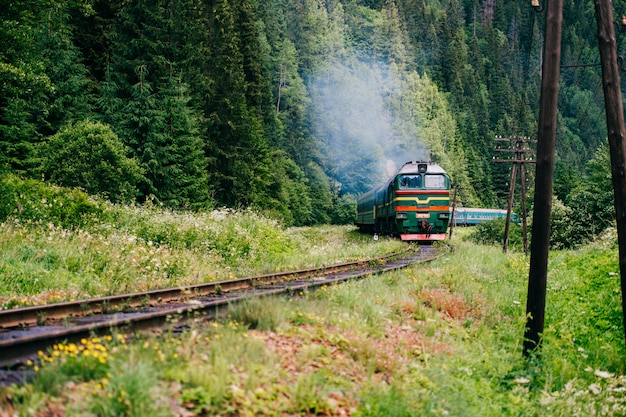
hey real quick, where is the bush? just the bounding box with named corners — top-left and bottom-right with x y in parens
top-left (466, 217), bottom-right (523, 250)
top-left (331, 193), bottom-right (357, 225)
top-left (40, 120), bottom-right (143, 203)
top-left (0, 174), bottom-right (102, 228)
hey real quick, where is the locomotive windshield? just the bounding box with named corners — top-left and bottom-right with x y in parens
top-left (424, 174), bottom-right (447, 189)
top-left (399, 175), bottom-right (421, 188)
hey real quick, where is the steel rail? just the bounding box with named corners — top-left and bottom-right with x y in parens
top-left (0, 245), bottom-right (446, 368)
top-left (0, 249), bottom-right (412, 330)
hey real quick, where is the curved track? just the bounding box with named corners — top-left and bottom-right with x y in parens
top-left (0, 244), bottom-right (447, 370)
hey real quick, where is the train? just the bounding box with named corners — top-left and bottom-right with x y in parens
top-left (450, 207), bottom-right (518, 226)
top-left (356, 161), bottom-right (451, 241)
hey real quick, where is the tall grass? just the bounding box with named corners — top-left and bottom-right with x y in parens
top-left (5, 231), bottom-right (626, 416)
top-left (0, 177), bottom-right (403, 307)
top-left (3, 178), bottom-right (626, 415)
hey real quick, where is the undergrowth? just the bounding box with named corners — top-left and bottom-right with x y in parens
top-left (0, 176), bottom-right (403, 307)
top-left (1, 177), bottom-right (625, 416)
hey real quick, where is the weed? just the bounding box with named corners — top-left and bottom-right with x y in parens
top-left (354, 383), bottom-right (419, 417)
top-left (227, 296), bottom-right (287, 331)
top-left (88, 350), bottom-right (171, 417)
top-left (290, 371), bottom-right (332, 414)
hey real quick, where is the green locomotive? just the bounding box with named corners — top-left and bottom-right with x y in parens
top-left (356, 161), bottom-right (451, 241)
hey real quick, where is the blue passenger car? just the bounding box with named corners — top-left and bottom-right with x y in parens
top-left (451, 207), bottom-right (518, 226)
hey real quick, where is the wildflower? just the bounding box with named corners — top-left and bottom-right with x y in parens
top-left (594, 369), bottom-right (614, 379)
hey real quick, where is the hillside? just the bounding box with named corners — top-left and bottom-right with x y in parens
top-left (1, 1), bottom-right (619, 237)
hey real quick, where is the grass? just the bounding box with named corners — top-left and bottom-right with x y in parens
top-left (1, 183), bottom-right (626, 415)
top-left (0, 210), bottom-right (404, 308)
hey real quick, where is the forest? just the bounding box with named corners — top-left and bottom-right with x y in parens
top-left (0, 0), bottom-right (622, 245)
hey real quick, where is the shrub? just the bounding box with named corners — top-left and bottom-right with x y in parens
top-left (40, 120), bottom-right (143, 203)
top-left (466, 217), bottom-right (523, 250)
top-left (0, 174), bottom-right (102, 228)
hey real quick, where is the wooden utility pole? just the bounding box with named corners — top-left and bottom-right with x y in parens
top-left (594, 0), bottom-right (626, 349)
top-left (448, 184), bottom-right (459, 239)
top-left (493, 136), bottom-right (536, 254)
top-left (523, 0), bottom-right (563, 357)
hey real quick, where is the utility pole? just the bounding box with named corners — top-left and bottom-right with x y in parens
top-left (493, 136), bottom-right (536, 254)
top-left (448, 184), bottom-right (459, 239)
top-left (594, 0), bottom-right (626, 349)
top-left (523, 0), bottom-right (563, 357)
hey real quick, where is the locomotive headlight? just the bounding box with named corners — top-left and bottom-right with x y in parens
top-left (396, 212), bottom-right (407, 219)
top-left (438, 213), bottom-right (450, 219)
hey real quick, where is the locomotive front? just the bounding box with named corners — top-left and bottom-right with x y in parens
top-left (394, 161), bottom-right (450, 240)
top-left (356, 161), bottom-right (451, 241)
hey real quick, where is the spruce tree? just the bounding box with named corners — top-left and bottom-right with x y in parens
top-left (108, 0), bottom-right (211, 207)
top-left (0, 0), bottom-right (53, 175)
top-left (38, 3), bottom-right (93, 136)
top-left (204, 0), bottom-right (275, 208)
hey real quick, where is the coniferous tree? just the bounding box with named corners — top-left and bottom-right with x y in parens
top-left (376, 0), bottom-right (412, 70)
top-left (204, 0), bottom-right (275, 208)
top-left (39, 3), bottom-right (93, 136)
top-left (156, 69), bottom-right (210, 208)
top-left (107, 0), bottom-right (211, 207)
top-left (69, 0), bottom-right (122, 84)
top-left (0, 0), bottom-right (53, 175)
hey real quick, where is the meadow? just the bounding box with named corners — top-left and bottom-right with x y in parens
top-left (1, 178), bottom-right (625, 416)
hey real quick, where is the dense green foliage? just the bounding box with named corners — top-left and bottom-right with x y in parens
top-left (0, 0), bottom-right (621, 234)
top-left (40, 120), bottom-right (143, 203)
top-left (0, 177), bottom-right (404, 305)
top-left (2, 218), bottom-right (625, 415)
top-left (0, 174), bottom-right (103, 229)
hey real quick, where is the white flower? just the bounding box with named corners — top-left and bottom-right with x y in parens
top-left (594, 369), bottom-right (614, 379)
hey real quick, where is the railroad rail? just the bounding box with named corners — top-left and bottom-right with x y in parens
top-left (0, 244), bottom-right (447, 369)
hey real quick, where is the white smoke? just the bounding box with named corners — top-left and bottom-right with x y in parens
top-left (308, 60), bottom-right (429, 195)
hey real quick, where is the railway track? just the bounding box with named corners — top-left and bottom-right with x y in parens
top-left (0, 244), bottom-right (447, 370)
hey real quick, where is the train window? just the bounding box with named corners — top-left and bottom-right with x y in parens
top-left (424, 174), bottom-right (446, 189)
top-left (400, 175), bottom-right (421, 188)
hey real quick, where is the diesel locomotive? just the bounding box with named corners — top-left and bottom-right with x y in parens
top-left (356, 161), bottom-right (451, 241)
